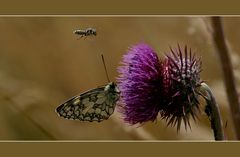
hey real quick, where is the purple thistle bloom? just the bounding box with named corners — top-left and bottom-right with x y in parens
top-left (117, 43), bottom-right (164, 124)
top-left (117, 43), bottom-right (202, 131)
top-left (161, 45), bottom-right (202, 130)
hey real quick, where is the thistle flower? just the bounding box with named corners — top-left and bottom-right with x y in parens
top-left (117, 43), bottom-right (164, 124)
top-left (161, 45), bottom-right (202, 130)
top-left (118, 43), bottom-right (203, 130)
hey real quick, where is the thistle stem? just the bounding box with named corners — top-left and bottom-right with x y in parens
top-left (199, 83), bottom-right (224, 140)
top-left (210, 16), bottom-right (240, 139)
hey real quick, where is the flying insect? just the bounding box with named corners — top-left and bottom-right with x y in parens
top-left (73, 28), bottom-right (97, 39)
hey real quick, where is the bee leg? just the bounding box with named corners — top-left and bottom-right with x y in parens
top-left (77, 35), bottom-right (83, 40)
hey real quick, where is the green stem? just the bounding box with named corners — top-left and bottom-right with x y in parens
top-left (199, 83), bottom-right (224, 140)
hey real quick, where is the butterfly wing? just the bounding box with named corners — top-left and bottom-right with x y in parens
top-left (56, 83), bottom-right (119, 122)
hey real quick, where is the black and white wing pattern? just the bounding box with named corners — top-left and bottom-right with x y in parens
top-left (56, 82), bottom-right (120, 122)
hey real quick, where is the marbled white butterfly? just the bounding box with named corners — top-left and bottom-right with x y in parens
top-left (56, 55), bottom-right (120, 122)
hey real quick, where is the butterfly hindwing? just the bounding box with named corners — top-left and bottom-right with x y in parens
top-left (56, 82), bottom-right (120, 122)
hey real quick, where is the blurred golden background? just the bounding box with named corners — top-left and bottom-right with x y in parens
top-left (0, 17), bottom-right (239, 140)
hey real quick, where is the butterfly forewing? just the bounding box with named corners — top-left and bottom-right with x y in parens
top-left (56, 82), bottom-right (120, 122)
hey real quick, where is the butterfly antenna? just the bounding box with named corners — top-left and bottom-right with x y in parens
top-left (101, 54), bottom-right (110, 82)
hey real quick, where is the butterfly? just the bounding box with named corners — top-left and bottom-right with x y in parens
top-left (56, 82), bottom-right (120, 122)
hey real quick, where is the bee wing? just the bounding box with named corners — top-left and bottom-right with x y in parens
top-left (56, 85), bottom-right (117, 122)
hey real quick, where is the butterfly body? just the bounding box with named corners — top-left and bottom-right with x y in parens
top-left (56, 82), bottom-right (120, 122)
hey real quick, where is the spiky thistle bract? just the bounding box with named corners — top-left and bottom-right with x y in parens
top-left (161, 45), bottom-right (202, 130)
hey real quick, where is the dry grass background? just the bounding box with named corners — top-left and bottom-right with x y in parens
top-left (0, 17), bottom-right (239, 140)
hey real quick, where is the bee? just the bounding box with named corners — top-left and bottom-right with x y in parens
top-left (56, 55), bottom-right (120, 122)
top-left (73, 28), bottom-right (97, 39)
